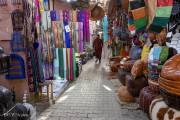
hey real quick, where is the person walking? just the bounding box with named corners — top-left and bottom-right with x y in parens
top-left (93, 34), bottom-right (103, 63)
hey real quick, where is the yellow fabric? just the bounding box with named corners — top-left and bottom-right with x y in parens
top-left (39, 0), bottom-right (44, 13)
top-left (141, 45), bottom-right (150, 61)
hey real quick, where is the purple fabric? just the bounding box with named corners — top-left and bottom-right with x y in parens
top-left (85, 10), bottom-right (90, 42)
top-left (35, 0), bottom-right (40, 22)
top-left (79, 22), bottom-right (84, 52)
top-left (50, 10), bottom-right (57, 21)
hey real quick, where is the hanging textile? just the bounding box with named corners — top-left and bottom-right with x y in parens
top-left (63, 48), bottom-right (67, 80)
top-left (147, 0), bottom-right (173, 33)
top-left (59, 48), bottom-right (64, 79)
top-left (79, 22), bottom-right (84, 52)
top-left (103, 15), bottom-right (108, 42)
top-left (54, 48), bottom-right (59, 79)
top-left (63, 10), bottom-right (71, 48)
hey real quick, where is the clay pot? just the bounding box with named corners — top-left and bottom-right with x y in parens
top-left (126, 74), bottom-right (148, 97)
top-left (117, 69), bottom-right (130, 85)
top-left (117, 86), bottom-right (135, 103)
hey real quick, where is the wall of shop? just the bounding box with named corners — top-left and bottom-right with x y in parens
top-left (0, 40), bottom-right (29, 100)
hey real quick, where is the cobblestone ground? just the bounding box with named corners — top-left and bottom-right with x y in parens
top-left (38, 60), bottom-right (148, 120)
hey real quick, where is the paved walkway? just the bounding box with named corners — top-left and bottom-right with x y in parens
top-left (38, 60), bottom-right (148, 120)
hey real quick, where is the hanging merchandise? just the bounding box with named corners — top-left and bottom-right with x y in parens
top-left (11, 9), bottom-right (24, 31)
top-left (11, 32), bottom-right (25, 52)
top-left (56, 48), bottom-right (76, 81)
top-left (148, 0), bottom-right (173, 33)
top-left (77, 10), bottom-right (90, 43)
top-left (41, 11), bottom-right (52, 31)
top-left (128, 0), bottom-right (147, 33)
top-left (79, 22), bottom-right (84, 53)
top-left (6, 54), bottom-right (26, 80)
top-left (103, 15), bottom-right (108, 42)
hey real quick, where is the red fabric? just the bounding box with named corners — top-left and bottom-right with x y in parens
top-left (93, 38), bottom-right (103, 59)
top-left (157, 0), bottom-right (173, 7)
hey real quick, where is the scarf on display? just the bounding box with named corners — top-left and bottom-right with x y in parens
top-left (59, 48), bottom-right (64, 79)
top-left (78, 10), bottom-right (90, 43)
top-left (103, 15), bottom-right (108, 42)
top-left (43, 0), bottom-right (49, 11)
top-left (54, 48), bottom-right (59, 79)
top-left (159, 46), bottom-right (169, 64)
top-left (35, 0), bottom-right (40, 22)
top-left (63, 48), bottom-right (67, 80)
top-left (79, 22), bottom-right (84, 52)
top-left (41, 11), bottom-right (52, 31)
top-left (63, 10), bottom-right (71, 48)
top-left (141, 45), bottom-right (150, 61)
top-left (152, 45), bottom-right (162, 61)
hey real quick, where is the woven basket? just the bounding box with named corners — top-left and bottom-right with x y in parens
top-left (160, 88), bottom-right (180, 110)
top-left (148, 79), bottom-right (160, 93)
top-left (139, 86), bottom-right (159, 113)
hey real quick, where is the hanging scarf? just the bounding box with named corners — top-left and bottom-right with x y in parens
top-left (141, 45), bottom-right (150, 61)
top-left (153, 45), bottom-right (162, 61)
top-left (54, 48), bottom-right (59, 79)
top-left (70, 48), bottom-right (73, 81)
top-left (73, 48), bottom-right (77, 80)
top-left (59, 48), bottom-right (64, 79)
top-left (103, 15), bottom-right (108, 42)
top-left (79, 22), bottom-right (84, 52)
top-left (63, 48), bottom-right (67, 80)
top-left (159, 46), bottom-right (169, 64)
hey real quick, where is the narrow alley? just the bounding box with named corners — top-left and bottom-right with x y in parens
top-left (38, 60), bottom-right (148, 120)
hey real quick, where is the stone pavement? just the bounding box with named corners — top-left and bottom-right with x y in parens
top-left (38, 60), bottom-right (148, 120)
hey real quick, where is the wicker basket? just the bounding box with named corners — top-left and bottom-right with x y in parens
top-left (139, 86), bottom-right (159, 113)
top-left (160, 88), bottom-right (180, 110)
top-left (148, 79), bottom-right (160, 93)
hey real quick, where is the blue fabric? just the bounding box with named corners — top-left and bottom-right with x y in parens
top-left (64, 21), bottom-right (71, 48)
top-left (103, 16), bottom-right (108, 42)
top-left (153, 46), bottom-right (162, 61)
top-left (50, 10), bottom-right (57, 21)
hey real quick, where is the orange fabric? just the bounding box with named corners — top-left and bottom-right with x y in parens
top-left (132, 7), bottom-right (146, 20)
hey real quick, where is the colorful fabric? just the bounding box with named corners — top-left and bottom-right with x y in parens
top-left (50, 10), bottom-right (57, 21)
top-left (134, 16), bottom-right (147, 30)
top-left (132, 7), bottom-right (146, 20)
top-left (141, 45), bottom-right (150, 61)
top-left (63, 48), bottom-right (67, 79)
top-left (54, 48), bottom-right (59, 79)
top-left (157, 0), bottom-right (173, 7)
top-left (59, 48), bottom-right (64, 79)
top-left (103, 15), bottom-right (108, 42)
top-left (152, 17), bottom-right (170, 27)
top-left (159, 46), bottom-right (169, 64)
top-left (153, 46), bottom-right (162, 61)
top-left (155, 6), bottom-right (173, 17)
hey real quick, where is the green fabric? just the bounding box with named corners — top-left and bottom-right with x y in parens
top-left (156, 6), bottom-right (173, 17)
top-left (128, 18), bottom-right (134, 25)
top-left (134, 16), bottom-right (147, 30)
top-left (148, 24), bottom-right (163, 33)
top-left (67, 49), bottom-right (70, 80)
top-left (152, 17), bottom-right (169, 27)
top-left (159, 46), bottom-right (169, 64)
top-left (73, 49), bottom-right (77, 80)
top-left (58, 48), bottom-right (64, 78)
